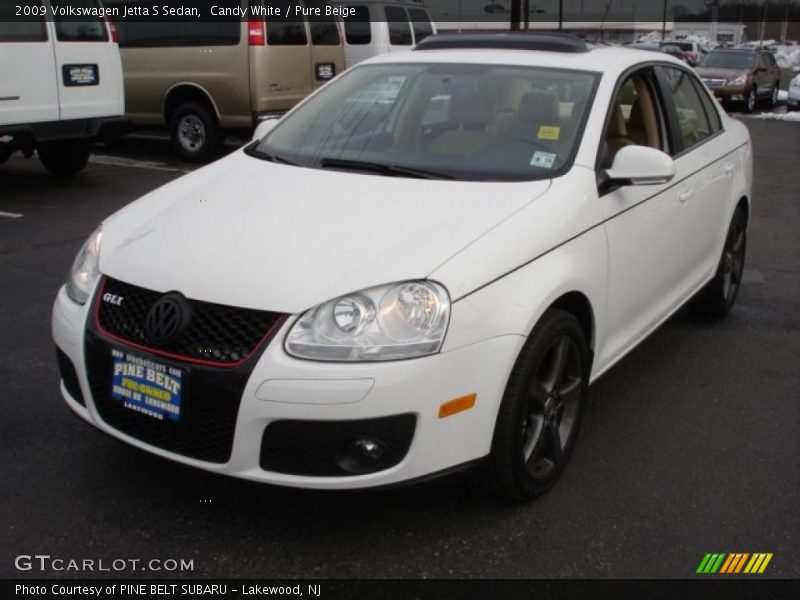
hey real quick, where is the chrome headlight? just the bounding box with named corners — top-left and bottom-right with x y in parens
top-left (66, 226), bottom-right (102, 304)
top-left (285, 281), bottom-right (450, 361)
top-left (728, 75), bottom-right (747, 86)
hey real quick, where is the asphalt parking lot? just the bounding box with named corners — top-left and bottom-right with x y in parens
top-left (1, 115), bottom-right (798, 579)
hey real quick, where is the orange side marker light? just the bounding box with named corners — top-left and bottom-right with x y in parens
top-left (438, 394), bottom-right (477, 418)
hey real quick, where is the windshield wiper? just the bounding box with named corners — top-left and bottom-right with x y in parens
top-left (244, 143), bottom-right (299, 166)
top-left (318, 157), bottom-right (453, 180)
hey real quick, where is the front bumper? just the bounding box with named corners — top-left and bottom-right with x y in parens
top-left (708, 84), bottom-right (749, 102)
top-left (52, 285), bottom-right (523, 489)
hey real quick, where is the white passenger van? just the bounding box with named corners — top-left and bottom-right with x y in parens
top-left (0, 1), bottom-right (127, 176)
top-left (343, 1), bottom-right (436, 69)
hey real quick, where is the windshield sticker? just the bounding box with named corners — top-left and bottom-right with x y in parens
top-left (530, 151), bottom-right (556, 169)
top-left (538, 125), bottom-right (560, 140)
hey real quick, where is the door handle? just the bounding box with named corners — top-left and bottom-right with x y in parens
top-left (723, 163), bottom-right (734, 176)
top-left (678, 189), bottom-right (693, 204)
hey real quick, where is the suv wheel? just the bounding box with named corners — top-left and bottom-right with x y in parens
top-left (694, 207), bottom-right (747, 317)
top-left (169, 101), bottom-right (222, 163)
top-left (744, 87), bottom-right (757, 113)
top-left (769, 84), bottom-right (779, 107)
top-left (37, 141), bottom-right (91, 176)
top-left (484, 309), bottom-right (589, 501)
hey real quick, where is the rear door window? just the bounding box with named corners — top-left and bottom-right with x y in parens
top-left (408, 9), bottom-right (433, 44)
top-left (344, 6), bottom-right (371, 45)
top-left (690, 77), bottom-right (722, 134)
top-left (266, 0), bottom-right (308, 45)
top-left (659, 67), bottom-right (713, 153)
top-left (0, 1), bottom-right (47, 42)
top-left (306, 0), bottom-right (341, 46)
top-left (53, 0), bottom-right (108, 42)
top-left (384, 6), bottom-right (412, 46)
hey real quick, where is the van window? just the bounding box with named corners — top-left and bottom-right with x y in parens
top-left (54, 0), bottom-right (108, 42)
top-left (267, 0), bottom-right (308, 45)
top-left (113, 20), bottom-right (240, 48)
top-left (408, 9), bottom-right (433, 43)
top-left (344, 6), bottom-right (371, 45)
top-left (0, 1), bottom-right (47, 42)
top-left (305, 0), bottom-right (341, 46)
top-left (384, 7), bottom-right (412, 46)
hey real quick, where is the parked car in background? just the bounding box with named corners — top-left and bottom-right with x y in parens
top-left (343, 1), bottom-right (436, 69)
top-left (789, 67), bottom-right (800, 111)
top-left (697, 48), bottom-right (782, 112)
top-left (660, 40), bottom-right (705, 66)
top-left (628, 43), bottom-right (686, 62)
top-left (0, 2), bottom-right (128, 175)
top-left (54, 35), bottom-right (752, 501)
top-left (104, 0), bottom-right (345, 161)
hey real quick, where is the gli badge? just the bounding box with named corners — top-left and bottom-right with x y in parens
top-left (102, 293), bottom-right (124, 306)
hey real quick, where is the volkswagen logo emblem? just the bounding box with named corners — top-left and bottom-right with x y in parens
top-left (145, 293), bottom-right (191, 345)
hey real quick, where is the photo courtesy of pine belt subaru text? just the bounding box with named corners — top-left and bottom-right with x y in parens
top-left (53, 33), bottom-right (753, 500)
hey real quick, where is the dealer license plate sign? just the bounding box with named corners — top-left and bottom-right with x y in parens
top-left (111, 349), bottom-right (183, 422)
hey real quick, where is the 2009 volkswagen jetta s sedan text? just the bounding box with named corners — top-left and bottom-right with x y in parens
top-left (53, 34), bottom-right (752, 500)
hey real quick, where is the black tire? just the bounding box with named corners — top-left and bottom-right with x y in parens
top-left (694, 207), bottom-right (747, 318)
top-left (484, 308), bottom-right (590, 501)
top-left (0, 147), bottom-right (11, 165)
top-left (168, 101), bottom-right (222, 163)
top-left (37, 141), bottom-right (91, 176)
top-left (743, 86), bottom-right (757, 113)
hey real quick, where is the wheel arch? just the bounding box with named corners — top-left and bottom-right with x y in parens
top-left (162, 83), bottom-right (221, 124)
top-left (736, 195), bottom-right (749, 225)
top-left (548, 291), bottom-right (596, 355)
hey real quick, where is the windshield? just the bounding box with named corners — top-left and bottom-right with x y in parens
top-left (251, 63), bottom-right (599, 181)
top-left (701, 52), bottom-right (756, 70)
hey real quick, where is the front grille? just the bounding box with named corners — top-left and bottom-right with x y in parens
top-left (97, 277), bottom-right (285, 365)
top-left (85, 329), bottom-right (258, 463)
top-left (260, 415), bottom-right (417, 476)
top-left (56, 347), bottom-right (84, 406)
top-left (86, 282), bottom-right (284, 463)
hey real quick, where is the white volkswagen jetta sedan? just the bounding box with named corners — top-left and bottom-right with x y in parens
top-left (53, 34), bottom-right (752, 500)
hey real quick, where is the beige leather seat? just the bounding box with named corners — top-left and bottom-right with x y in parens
top-left (500, 90), bottom-right (560, 141)
top-left (428, 93), bottom-right (494, 156)
top-left (604, 103), bottom-right (634, 163)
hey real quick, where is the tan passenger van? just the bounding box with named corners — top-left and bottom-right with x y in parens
top-left (105, 0), bottom-right (345, 161)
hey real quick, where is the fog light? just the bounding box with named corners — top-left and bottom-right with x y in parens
top-left (336, 438), bottom-right (387, 474)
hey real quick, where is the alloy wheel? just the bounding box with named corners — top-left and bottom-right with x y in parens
top-left (520, 335), bottom-right (582, 480)
top-left (721, 216), bottom-right (746, 304)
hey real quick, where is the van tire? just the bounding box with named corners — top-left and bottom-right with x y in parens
top-left (169, 102), bottom-right (222, 163)
top-left (38, 141), bottom-right (91, 176)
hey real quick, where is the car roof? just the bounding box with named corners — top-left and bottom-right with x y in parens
top-left (361, 45), bottom-right (687, 76)
top-left (713, 48), bottom-right (757, 54)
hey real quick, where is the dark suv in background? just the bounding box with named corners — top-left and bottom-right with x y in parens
top-left (697, 48), bottom-right (782, 112)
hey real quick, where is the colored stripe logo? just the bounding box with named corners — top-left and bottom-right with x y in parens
top-left (697, 553), bottom-right (773, 574)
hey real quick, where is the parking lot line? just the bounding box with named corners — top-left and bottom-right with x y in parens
top-left (89, 154), bottom-right (190, 174)
top-left (0, 210), bottom-right (23, 218)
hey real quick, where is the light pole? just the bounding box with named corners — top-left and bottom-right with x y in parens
top-left (705, 0), bottom-right (720, 45)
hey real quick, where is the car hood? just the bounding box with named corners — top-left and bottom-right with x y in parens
top-left (696, 67), bottom-right (748, 80)
top-left (100, 151), bottom-right (551, 314)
